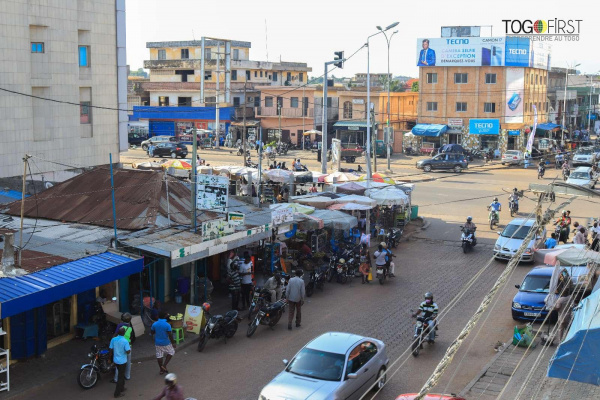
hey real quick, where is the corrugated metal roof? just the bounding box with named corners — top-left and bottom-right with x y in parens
top-left (0, 252), bottom-right (143, 319)
top-left (0, 249), bottom-right (69, 273)
top-left (2, 168), bottom-right (219, 231)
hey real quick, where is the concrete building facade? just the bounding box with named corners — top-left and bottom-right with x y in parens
top-left (0, 0), bottom-right (127, 181)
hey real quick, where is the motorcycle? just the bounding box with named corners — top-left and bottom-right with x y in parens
top-left (246, 299), bottom-right (287, 337)
top-left (327, 253), bottom-right (339, 282)
top-left (538, 164), bottom-right (545, 179)
top-left (248, 286), bottom-right (271, 321)
top-left (471, 149), bottom-right (483, 159)
top-left (78, 344), bottom-right (113, 389)
top-left (236, 145), bottom-right (244, 156)
top-left (404, 146), bottom-right (418, 156)
top-left (386, 228), bottom-right (403, 249)
top-left (411, 315), bottom-right (435, 357)
top-left (293, 164), bottom-right (308, 172)
top-left (376, 251), bottom-right (394, 285)
top-left (460, 226), bottom-right (476, 253)
top-left (335, 258), bottom-right (349, 284)
top-left (306, 265), bottom-right (328, 297)
top-left (488, 207), bottom-right (500, 230)
top-left (509, 199), bottom-right (519, 217)
top-left (197, 305), bottom-right (239, 352)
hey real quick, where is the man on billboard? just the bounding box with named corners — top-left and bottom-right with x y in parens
top-left (418, 39), bottom-right (436, 66)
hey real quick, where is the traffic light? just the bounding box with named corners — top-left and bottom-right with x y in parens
top-left (334, 51), bottom-right (344, 69)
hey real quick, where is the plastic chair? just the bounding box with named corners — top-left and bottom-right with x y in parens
top-left (352, 228), bottom-right (361, 243)
top-left (172, 327), bottom-right (185, 344)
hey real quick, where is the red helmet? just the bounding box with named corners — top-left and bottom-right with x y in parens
top-left (202, 302), bottom-right (211, 313)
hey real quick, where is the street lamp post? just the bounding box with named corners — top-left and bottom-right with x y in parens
top-left (366, 22), bottom-right (398, 187)
top-left (377, 26), bottom-right (398, 171)
top-left (562, 62), bottom-right (580, 145)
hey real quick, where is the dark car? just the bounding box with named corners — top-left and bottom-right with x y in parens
top-left (151, 142), bottom-right (188, 159)
top-left (511, 266), bottom-right (570, 322)
top-left (416, 153), bottom-right (468, 173)
top-left (128, 132), bottom-right (147, 146)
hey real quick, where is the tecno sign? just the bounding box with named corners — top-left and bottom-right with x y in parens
top-left (475, 123), bottom-right (493, 129)
top-left (469, 119), bottom-right (500, 135)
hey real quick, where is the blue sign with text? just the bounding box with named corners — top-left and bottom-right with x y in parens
top-left (505, 37), bottom-right (530, 67)
top-left (469, 119), bottom-right (500, 135)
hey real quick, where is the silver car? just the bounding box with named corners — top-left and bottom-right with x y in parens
top-left (140, 135), bottom-right (176, 150)
top-left (259, 332), bottom-right (389, 400)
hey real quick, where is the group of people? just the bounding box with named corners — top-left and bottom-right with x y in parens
top-left (553, 210), bottom-right (598, 248)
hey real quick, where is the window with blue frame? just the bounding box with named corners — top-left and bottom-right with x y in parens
top-left (31, 42), bottom-right (44, 53)
top-left (79, 46), bottom-right (89, 67)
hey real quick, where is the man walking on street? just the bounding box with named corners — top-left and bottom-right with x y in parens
top-left (112, 312), bottom-right (136, 383)
top-left (151, 311), bottom-right (177, 375)
top-left (286, 269), bottom-right (306, 330)
top-left (228, 256), bottom-right (242, 310)
top-left (109, 326), bottom-right (130, 398)
top-left (239, 252), bottom-right (254, 309)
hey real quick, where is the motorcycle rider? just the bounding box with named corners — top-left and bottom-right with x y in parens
top-left (152, 373), bottom-right (185, 400)
top-left (412, 292), bottom-right (439, 344)
top-left (538, 158), bottom-right (546, 177)
top-left (488, 197), bottom-right (502, 223)
top-left (293, 158), bottom-right (303, 171)
top-left (263, 272), bottom-right (283, 303)
top-left (373, 243), bottom-right (388, 277)
top-left (554, 210), bottom-right (572, 243)
top-left (509, 188), bottom-right (520, 212)
top-left (464, 216), bottom-right (477, 246)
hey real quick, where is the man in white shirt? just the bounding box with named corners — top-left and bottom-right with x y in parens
top-left (238, 252), bottom-right (253, 309)
top-left (286, 269), bottom-right (306, 330)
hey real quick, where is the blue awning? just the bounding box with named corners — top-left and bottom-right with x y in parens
top-left (411, 124), bottom-right (448, 137)
top-left (537, 122), bottom-right (561, 131)
top-left (0, 252), bottom-right (143, 319)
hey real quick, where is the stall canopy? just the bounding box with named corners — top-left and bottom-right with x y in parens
top-left (270, 202), bottom-right (315, 215)
top-left (293, 171), bottom-right (313, 184)
top-left (366, 186), bottom-right (409, 206)
top-left (411, 124), bottom-right (448, 137)
top-left (328, 203), bottom-right (372, 211)
top-left (293, 196), bottom-right (335, 209)
top-left (324, 171), bottom-right (360, 183)
top-left (0, 252), bottom-right (143, 319)
top-left (538, 122), bottom-right (562, 131)
top-left (333, 194), bottom-right (377, 208)
top-left (544, 247), bottom-right (600, 266)
top-left (265, 169), bottom-right (294, 183)
top-left (547, 288), bottom-right (600, 386)
top-left (311, 210), bottom-right (358, 230)
top-left (334, 182), bottom-right (366, 195)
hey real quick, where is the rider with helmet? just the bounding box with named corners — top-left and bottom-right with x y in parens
top-left (112, 312), bottom-right (136, 383)
top-left (509, 188), bottom-right (520, 213)
top-left (554, 210), bottom-right (572, 243)
top-left (488, 197), bottom-right (502, 224)
top-left (152, 373), bottom-right (185, 400)
top-left (412, 293), bottom-right (439, 344)
top-left (464, 216), bottom-right (477, 245)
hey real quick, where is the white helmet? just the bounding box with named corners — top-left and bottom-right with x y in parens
top-left (165, 373), bottom-right (177, 385)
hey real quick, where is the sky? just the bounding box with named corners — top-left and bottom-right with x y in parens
top-left (126, 0), bottom-right (599, 78)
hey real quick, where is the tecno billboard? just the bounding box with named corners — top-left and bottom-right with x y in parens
top-left (505, 67), bottom-right (525, 123)
top-left (417, 37), bottom-right (550, 69)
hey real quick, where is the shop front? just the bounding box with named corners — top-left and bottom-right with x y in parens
top-left (446, 119), bottom-right (464, 145)
top-left (469, 119), bottom-right (500, 152)
top-left (410, 124), bottom-right (448, 154)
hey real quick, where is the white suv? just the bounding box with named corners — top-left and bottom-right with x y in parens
top-left (566, 166), bottom-right (596, 188)
top-left (572, 147), bottom-right (594, 167)
top-left (141, 135), bottom-right (177, 151)
top-left (502, 150), bottom-right (524, 166)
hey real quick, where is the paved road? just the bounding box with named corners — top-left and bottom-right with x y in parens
top-left (15, 152), bottom-right (595, 400)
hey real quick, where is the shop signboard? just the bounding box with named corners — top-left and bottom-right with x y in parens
top-left (228, 212), bottom-right (245, 226)
top-left (469, 119), bottom-right (500, 135)
top-left (183, 304), bottom-right (204, 334)
top-left (197, 174), bottom-right (229, 213)
top-left (508, 130), bottom-right (521, 136)
top-left (505, 67), bottom-right (525, 123)
top-left (448, 118), bottom-right (463, 128)
top-left (416, 37), bottom-right (505, 67)
top-left (271, 208), bottom-right (293, 226)
top-left (201, 218), bottom-right (235, 242)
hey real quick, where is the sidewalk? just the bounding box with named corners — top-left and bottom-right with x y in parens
top-left (460, 331), bottom-right (600, 399)
top-left (2, 290), bottom-right (233, 399)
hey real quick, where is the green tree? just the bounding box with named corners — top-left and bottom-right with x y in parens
top-left (411, 81), bottom-right (419, 92)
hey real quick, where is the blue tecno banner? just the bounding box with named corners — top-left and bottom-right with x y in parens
top-left (469, 119), bottom-right (500, 135)
top-left (505, 37), bottom-right (530, 67)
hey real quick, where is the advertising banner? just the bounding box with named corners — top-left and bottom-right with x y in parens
top-left (448, 118), bottom-right (464, 128)
top-left (505, 68), bottom-right (525, 123)
top-left (527, 105), bottom-right (537, 154)
top-left (228, 212), bottom-right (245, 226)
top-left (201, 218), bottom-right (235, 241)
top-left (197, 174), bottom-right (229, 213)
top-left (183, 304), bottom-right (204, 334)
top-left (272, 208), bottom-right (293, 226)
top-left (469, 119), bottom-right (500, 135)
top-left (416, 37), bottom-right (505, 67)
top-left (331, 139), bottom-right (341, 171)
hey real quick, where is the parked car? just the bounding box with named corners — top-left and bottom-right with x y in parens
top-left (493, 218), bottom-right (546, 262)
top-left (396, 395), bottom-right (466, 400)
top-left (512, 266), bottom-right (571, 321)
top-left (501, 150), bottom-right (524, 166)
top-left (128, 132), bottom-right (147, 146)
top-left (151, 142), bottom-right (188, 159)
top-left (566, 166), bottom-right (596, 188)
top-left (572, 147), bottom-right (594, 167)
top-left (141, 135), bottom-right (177, 151)
top-left (259, 332), bottom-right (389, 400)
top-left (416, 153), bottom-right (469, 173)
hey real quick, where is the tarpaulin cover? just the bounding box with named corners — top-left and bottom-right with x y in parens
top-left (411, 124), bottom-right (448, 137)
top-left (548, 288), bottom-right (600, 385)
top-left (538, 123), bottom-right (561, 131)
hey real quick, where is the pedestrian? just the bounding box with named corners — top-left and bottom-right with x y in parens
top-left (227, 256), bottom-right (241, 310)
top-left (309, 183), bottom-right (318, 193)
top-left (239, 252), bottom-right (253, 309)
top-left (553, 290), bottom-right (574, 342)
top-left (545, 232), bottom-right (558, 249)
top-left (286, 269), bottom-right (306, 330)
top-left (360, 229), bottom-right (370, 247)
top-left (152, 373), bottom-right (185, 400)
top-left (573, 226), bottom-right (587, 245)
top-left (109, 326), bottom-right (130, 398)
top-left (282, 187), bottom-right (290, 202)
top-left (150, 311), bottom-right (176, 375)
top-left (591, 221), bottom-right (600, 251)
top-left (359, 243), bottom-right (371, 284)
top-left (112, 313), bottom-right (136, 383)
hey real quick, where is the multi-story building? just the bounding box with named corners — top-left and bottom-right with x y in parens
top-left (351, 73), bottom-right (392, 89)
top-left (414, 34), bottom-right (550, 153)
top-left (0, 0), bottom-right (127, 183)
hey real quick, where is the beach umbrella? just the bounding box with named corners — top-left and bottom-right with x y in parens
top-left (265, 169), bottom-right (294, 183)
top-left (161, 159), bottom-right (192, 170)
top-left (358, 173), bottom-right (395, 184)
top-left (270, 203), bottom-right (315, 215)
top-left (293, 196), bottom-right (335, 209)
top-left (366, 186), bottom-right (409, 206)
top-left (324, 171), bottom-right (359, 183)
top-left (333, 194), bottom-right (376, 207)
top-left (335, 182), bottom-right (366, 195)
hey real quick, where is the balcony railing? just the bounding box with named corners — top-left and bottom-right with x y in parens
top-left (234, 107), bottom-right (255, 119)
top-left (256, 107), bottom-right (313, 118)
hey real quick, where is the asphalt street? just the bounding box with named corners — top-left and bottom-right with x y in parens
top-left (14, 149), bottom-right (595, 400)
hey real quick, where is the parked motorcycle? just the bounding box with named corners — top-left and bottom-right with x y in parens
top-left (335, 258), bottom-right (349, 284)
top-left (488, 207), bottom-right (500, 230)
top-left (460, 226), bottom-right (476, 253)
top-left (306, 265), bottom-right (328, 297)
top-left (327, 253), bottom-right (339, 282)
top-left (470, 149), bottom-right (483, 159)
top-left (248, 286), bottom-right (271, 321)
top-left (197, 305), bottom-right (239, 352)
top-left (78, 344), bottom-right (113, 389)
top-left (386, 228), bottom-right (403, 249)
top-left (404, 146), bottom-right (418, 156)
top-left (246, 299), bottom-right (287, 337)
top-left (411, 315), bottom-right (435, 357)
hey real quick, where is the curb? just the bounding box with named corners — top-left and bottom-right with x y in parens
top-left (459, 341), bottom-right (511, 397)
top-left (401, 217), bottom-right (427, 242)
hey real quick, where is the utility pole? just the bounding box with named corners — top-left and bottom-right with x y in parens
top-left (278, 101), bottom-right (282, 146)
top-left (302, 85), bottom-right (305, 151)
top-left (191, 126), bottom-right (198, 232)
top-left (377, 28), bottom-right (398, 171)
top-left (258, 126), bottom-right (263, 206)
top-left (19, 154), bottom-right (31, 260)
top-left (322, 51), bottom-right (345, 174)
top-left (588, 75), bottom-right (593, 131)
top-left (242, 82), bottom-right (247, 158)
top-left (215, 41), bottom-right (220, 148)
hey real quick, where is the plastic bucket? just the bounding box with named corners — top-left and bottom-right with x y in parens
top-left (410, 205), bottom-right (418, 220)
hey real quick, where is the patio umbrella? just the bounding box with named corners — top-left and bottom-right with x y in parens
top-left (265, 169), bottom-right (294, 183)
top-left (161, 159), bottom-right (192, 170)
top-left (366, 186), bottom-right (409, 206)
top-left (293, 196), bottom-right (335, 209)
top-left (354, 180), bottom-right (389, 189)
top-left (334, 182), bottom-right (365, 195)
top-left (270, 203), bottom-right (315, 215)
top-left (324, 171), bottom-right (359, 183)
top-left (328, 203), bottom-right (372, 211)
top-left (333, 194), bottom-right (376, 207)
top-left (303, 129), bottom-right (322, 136)
top-left (312, 210), bottom-right (358, 230)
top-left (358, 173), bottom-right (395, 184)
